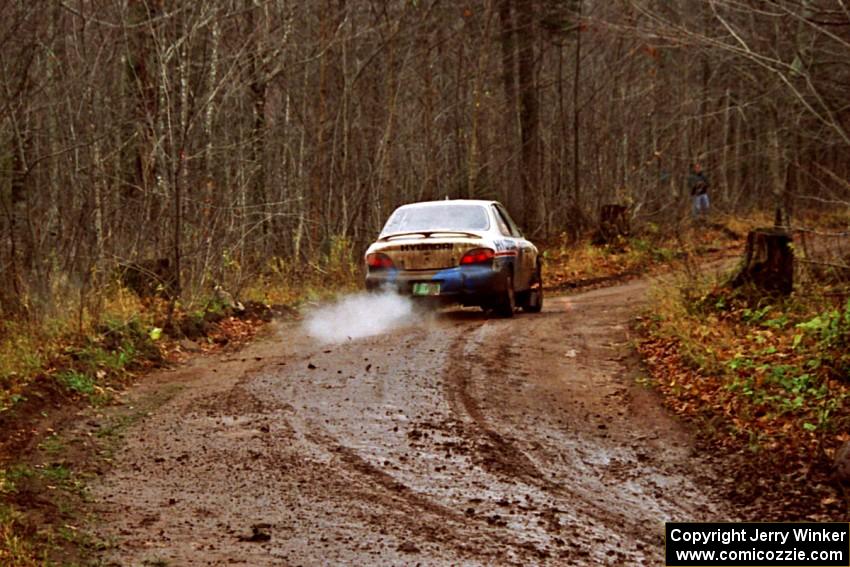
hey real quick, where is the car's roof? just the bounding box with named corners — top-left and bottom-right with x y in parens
top-left (394, 199), bottom-right (498, 209)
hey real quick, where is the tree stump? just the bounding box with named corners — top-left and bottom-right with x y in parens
top-left (593, 204), bottom-right (630, 244)
top-left (834, 441), bottom-right (850, 484)
top-left (731, 228), bottom-right (794, 295)
top-left (119, 258), bottom-right (178, 299)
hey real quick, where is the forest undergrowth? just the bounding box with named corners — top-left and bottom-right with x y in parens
top-left (0, 242), bottom-right (360, 565)
top-left (639, 215), bottom-right (850, 520)
top-left (542, 224), bottom-right (742, 296)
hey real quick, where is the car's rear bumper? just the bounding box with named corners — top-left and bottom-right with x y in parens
top-left (365, 265), bottom-right (507, 306)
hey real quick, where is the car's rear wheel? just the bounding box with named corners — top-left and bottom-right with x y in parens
top-left (493, 271), bottom-right (516, 318)
top-left (521, 262), bottom-right (543, 313)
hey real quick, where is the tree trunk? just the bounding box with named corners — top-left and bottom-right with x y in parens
top-left (514, 0), bottom-right (541, 233)
top-left (497, 0), bottom-right (520, 213)
top-left (768, 111), bottom-right (789, 227)
top-left (572, 0), bottom-right (583, 213)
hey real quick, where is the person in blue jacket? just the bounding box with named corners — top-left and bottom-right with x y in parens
top-left (688, 162), bottom-right (710, 219)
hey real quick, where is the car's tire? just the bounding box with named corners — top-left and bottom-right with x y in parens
top-left (493, 271), bottom-right (516, 318)
top-left (522, 262), bottom-right (543, 313)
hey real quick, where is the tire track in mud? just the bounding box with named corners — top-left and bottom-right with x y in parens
top-left (443, 322), bottom-right (550, 484)
top-left (440, 317), bottom-right (642, 547)
top-left (298, 426), bottom-right (555, 565)
top-left (287, 321), bottom-right (586, 563)
top-left (88, 281), bottom-right (731, 566)
top-left (438, 293), bottom-right (719, 561)
top-left (274, 325), bottom-right (560, 564)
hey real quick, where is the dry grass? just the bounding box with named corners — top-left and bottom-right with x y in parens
top-left (242, 260), bottom-right (360, 307)
top-left (0, 475), bottom-right (40, 567)
top-left (0, 236), bottom-right (362, 413)
top-left (242, 237), bottom-right (361, 306)
top-left (0, 521), bottom-right (40, 567)
top-left (0, 287), bottom-right (157, 414)
top-left (543, 214), bottom-right (747, 288)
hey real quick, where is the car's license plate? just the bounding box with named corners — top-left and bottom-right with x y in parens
top-left (412, 282), bottom-right (440, 296)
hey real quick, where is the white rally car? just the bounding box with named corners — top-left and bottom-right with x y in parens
top-left (364, 200), bottom-right (543, 317)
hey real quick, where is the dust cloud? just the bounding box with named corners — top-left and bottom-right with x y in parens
top-left (304, 291), bottom-right (420, 343)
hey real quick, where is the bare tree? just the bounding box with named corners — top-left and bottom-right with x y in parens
top-left (0, 0), bottom-right (847, 322)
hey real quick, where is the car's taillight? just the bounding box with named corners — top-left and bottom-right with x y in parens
top-left (460, 248), bottom-right (495, 265)
top-left (366, 252), bottom-right (394, 270)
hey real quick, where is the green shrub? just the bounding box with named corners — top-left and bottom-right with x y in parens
top-left (55, 371), bottom-right (95, 395)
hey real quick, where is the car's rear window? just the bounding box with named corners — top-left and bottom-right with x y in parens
top-left (381, 204), bottom-right (490, 235)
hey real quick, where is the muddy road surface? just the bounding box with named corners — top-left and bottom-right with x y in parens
top-left (91, 279), bottom-right (732, 565)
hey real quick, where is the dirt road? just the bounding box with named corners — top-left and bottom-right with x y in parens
top-left (90, 279), bottom-right (733, 565)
